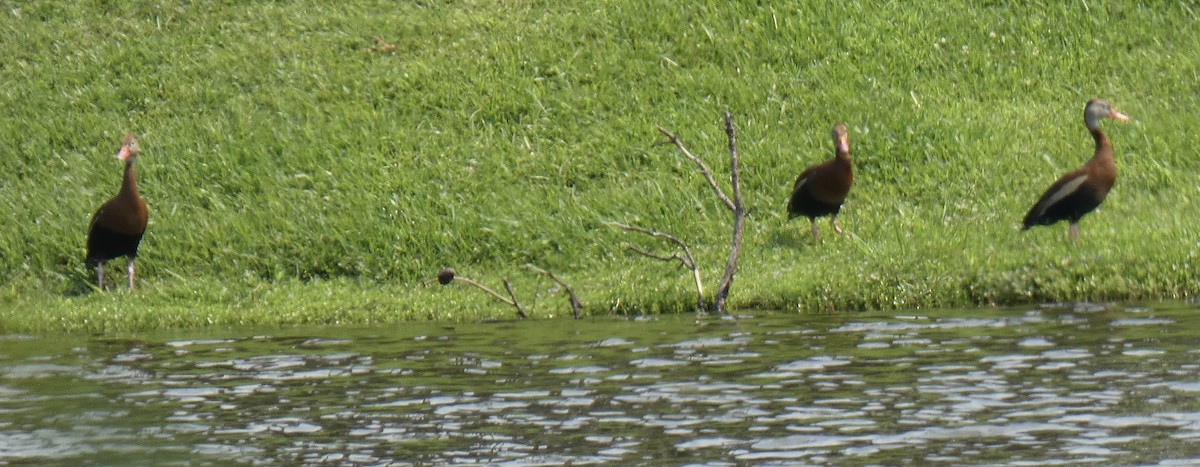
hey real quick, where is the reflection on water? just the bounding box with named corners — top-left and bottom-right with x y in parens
top-left (3, 303), bottom-right (1200, 464)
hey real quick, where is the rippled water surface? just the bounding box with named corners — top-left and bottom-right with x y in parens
top-left (4, 303), bottom-right (1200, 464)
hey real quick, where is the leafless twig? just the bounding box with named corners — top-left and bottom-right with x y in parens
top-left (656, 126), bottom-right (736, 212)
top-left (622, 243), bottom-right (694, 270)
top-left (713, 111), bottom-right (745, 314)
top-left (501, 278), bottom-right (527, 319)
top-left (525, 264), bottom-right (582, 319)
top-left (651, 112), bottom-right (746, 314)
top-left (430, 268), bottom-right (527, 319)
top-left (607, 221), bottom-right (706, 312)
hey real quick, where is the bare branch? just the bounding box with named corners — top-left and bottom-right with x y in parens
top-left (525, 263), bottom-right (582, 319)
top-left (453, 276), bottom-right (515, 306)
top-left (606, 222), bottom-right (700, 270)
top-left (623, 243), bottom-right (693, 270)
top-left (608, 221), bottom-right (706, 312)
top-left (607, 222), bottom-right (688, 253)
top-left (620, 114), bottom-right (747, 314)
top-left (714, 111), bottom-right (746, 314)
top-left (431, 268), bottom-right (526, 319)
top-left (502, 277), bottom-right (528, 319)
top-left (656, 126), bottom-right (736, 212)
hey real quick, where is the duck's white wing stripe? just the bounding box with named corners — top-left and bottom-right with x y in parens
top-left (793, 176), bottom-right (808, 193)
top-left (1036, 174), bottom-right (1088, 216)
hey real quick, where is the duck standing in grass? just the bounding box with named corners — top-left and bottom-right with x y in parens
top-left (1022, 99), bottom-right (1129, 241)
top-left (788, 123), bottom-right (854, 242)
top-left (86, 133), bottom-right (149, 290)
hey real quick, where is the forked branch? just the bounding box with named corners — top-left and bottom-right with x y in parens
top-left (525, 263), bottom-right (582, 319)
top-left (607, 221), bottom-right (706, 312)
top-left (652, 112), bottom-right (746, 314)
top-left (429, 268), bottom-right (527, 319)
top-left (657, 125), bottom-right (736, 212)
top-left (713, 111), bottom-right (746, 314)
top-left (622, 243), bottom-right (695, 270)
top-left (612, 113), bottom-right (746, 315)
top-left (501, 278), bottom-right (528, 319)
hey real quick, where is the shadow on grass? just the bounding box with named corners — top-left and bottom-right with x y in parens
top-left (61, 264), bottom-right (105, 297)
top-left (767, 224), bottom-right (817, 249)
top-left (62, 275), bottom-right (97, 297)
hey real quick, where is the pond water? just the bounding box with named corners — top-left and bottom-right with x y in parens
top-left (2, 302), bottom-right (1200, 464)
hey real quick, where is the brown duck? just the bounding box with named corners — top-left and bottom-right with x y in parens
top-left (86, 133), bottom-right (149, 289)
top-left (788, 123), bottom-right (854, 242)
top-left (1022, 99), bottom-right (1129, 241)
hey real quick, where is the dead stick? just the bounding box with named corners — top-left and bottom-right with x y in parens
top-left (656, 126), bottom-right (736, 212)
top-left (525, 264), bottom-right (582, 319)
top-left (608, 221), bottom-right (706, 312)
top-left (607, 221), bottom-right (695, 260)
top-left (502, 277), bottom-right (528, 319)
top-left (623, 243), bottom-right (694, 269)
top-left (713, 111), bottom-right (745, 314)
top-left (434, 268), bottom-right (525, 318)
top-left (623, 243), bottom-right (704, 307)
top-left (453, 276), bottom-right (517, 307)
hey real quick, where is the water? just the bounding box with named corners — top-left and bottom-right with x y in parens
top-left (3, 302), bottom-right (1200, 464)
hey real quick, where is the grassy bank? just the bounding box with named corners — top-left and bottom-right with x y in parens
top-left (2, 1), bottom-right (1198, 333)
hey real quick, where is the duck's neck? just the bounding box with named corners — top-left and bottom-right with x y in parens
top-left (1089, 127), bottom-right (1112, 162)
top-left (120, 159), bottom-right (139, 199)
top-left (834, 148), bottom-right (851, 165)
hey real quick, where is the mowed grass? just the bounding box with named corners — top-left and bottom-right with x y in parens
top-left (1, 1), bottom-right (1198, 333)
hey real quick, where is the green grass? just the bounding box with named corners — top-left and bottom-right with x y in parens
top-left (2, 1), bottom-right (1198, 333)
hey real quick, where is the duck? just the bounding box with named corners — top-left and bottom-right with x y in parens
top-left (788, 123), bottom-right (854, 242)
top-left (86, 133), bottom-right (149, 290)
top-left (1022, 99), bottom-right (1129, 240)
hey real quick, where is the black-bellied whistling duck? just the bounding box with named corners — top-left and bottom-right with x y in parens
top-left (86, 133), bottom-right (148, 290)
top-left (1022, 99), bottom-right (1129, 241)
top-left (788, 123), bottom-right (854, 242)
